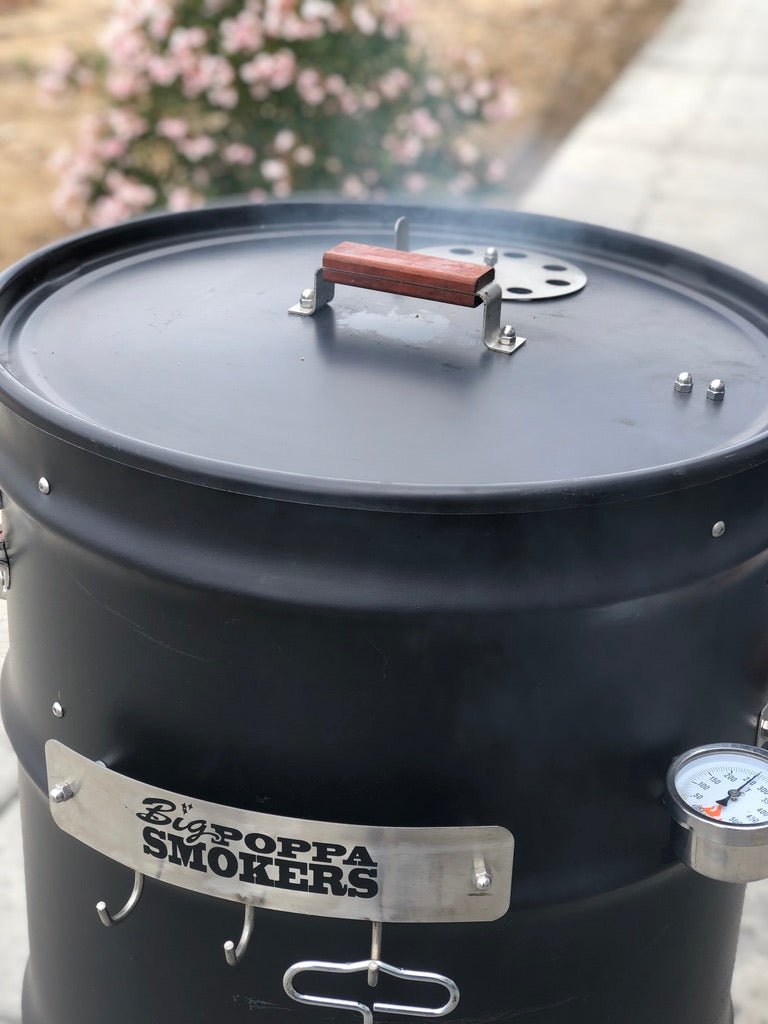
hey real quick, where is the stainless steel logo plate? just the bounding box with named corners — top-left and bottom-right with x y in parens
top-left (46, 741), bottom-right (514, 923)
top-left (416, 245), bottom-right (587, 301)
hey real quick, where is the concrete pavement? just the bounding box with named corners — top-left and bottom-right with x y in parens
top-left (521, 0), bottom-right (768, 283)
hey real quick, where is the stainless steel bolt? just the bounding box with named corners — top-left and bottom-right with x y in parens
top-left (52, 700), bottom-right (65, 718)
top-left (484, 246), bottom-right (499, 266)
top-left (38, 477), bottom-right (51, 494)
top-left (707, 379), bottom-right (725, 401)
top-left (50, 783), bottom-right (74, 804)
top-left (474, 870), bottom-right (492, 891)
top-left (674, 371), bottom-right (693, 393)
top-left (712, 521), bottom-right (726, 538)
top-left (299, 288), bottom-right (315, 310)
top-left (499, 325), bottom-right (516, 346)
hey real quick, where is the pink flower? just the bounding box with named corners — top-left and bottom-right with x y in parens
top-left (91, 196), bottom-right (132, 227)
top-left (378, 67), bottom-right (411, 101)
top-left (293, 144), bottom-right (315, 166)
top-left (221, 10), bottom-right (263, 54)
top-left (223, 142), bottom-right (256, 165)
top-left (339, 91), bottom-right (360, 115)
top-left (341, 174), bottom-right (367, 199)
top-left (351, 4), bottom-right (377, 34)
top-left (454, 139), bottom-right (479, 165)
top-left (105, 170), bottom-right (156, 210)
top-left (167, 186), bottom-right (205, 211)
top-left (325, 74), bottom-right (346, 96)
top-left (410, 107), bottom-right (441, 140)
top-left (482, 85), bottom-right (519, 122)
top-left (108, 109), bottom-right (148, 140)
top-left (169, 26), bottom-right (208, 53)
top-left (241, 50), bottom-right (296, 91)
top-left (209, 86), bottom-right (239, 109)
top-left (157, 117), bottom-right (188, 141)
top-left (273, 128), bottom-right (297, 153)
top-left (383, 134), bottom-right (422, 164)
top-left (97, 136), bottom-right (128, 160)
top-left (147, 56), bottom-right (178, 86)
top-left (106, 68), bottom-right (145, 100)
top-left (179, 135), bottom-right (217, 161)
top-left (301, 0), bottom-right (335, 18)
top-left (455, 92), bottom-right (478, 116)
top-left (260, 158), bottom-right (288, 181)
top-left (296, 67), bottom-right (325, 105)
top-left (147, 3), bottom-right (174, 41)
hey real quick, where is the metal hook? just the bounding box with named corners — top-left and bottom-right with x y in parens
top-left (224, 904), bottom-right (255, 967)
top-left (96, 870), bottom-right (144, 927)
top-left (368, 921), bottom-right (383, 987)
top-left (394, 216), bottom-right (410, 251)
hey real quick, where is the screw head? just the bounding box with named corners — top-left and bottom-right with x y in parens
top-left (474, 870), bottom-right (492, 892)
top-left (38, 477), bottom-right (50, 494)
top-left (674, 371), bottom-right (693, 393)
top-left (50, 783), bottom-right (74, 804)
top-left (484, 246), bottom-right (498, 266)
top-left (707, 379), bottom-right (725, 401)
top-left (52, 700), bottom-right (65, 718)
top-left (499, 325), bottom-right (516, 346)
top-left (299, 288), bottom-right (315, 309)
top-left (712, 521), bottom-right (726, 538)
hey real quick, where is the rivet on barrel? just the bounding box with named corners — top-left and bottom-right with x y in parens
top-left (37, 477), bottom-right (51, 494)
top-left (712, 521), bottom-right (726, 538)
top-left (300, 289), bottom-right (315, 310)
top-left (674, 371), bottom-right (693, 393)
top-left (52, 700), bottom-right (65, 718)
top-left (499, 325), bottom-right (516, 346)
top-left (484, 247), bottom-right (499, 267)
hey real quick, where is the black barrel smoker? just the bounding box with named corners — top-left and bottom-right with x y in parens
top-left (1, 202), bottom-right (768, 1024)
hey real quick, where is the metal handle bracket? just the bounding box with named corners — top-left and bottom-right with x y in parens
top-left (289, 268), bottom-right (524, 355)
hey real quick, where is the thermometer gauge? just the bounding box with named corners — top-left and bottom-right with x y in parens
top-left (666, 743), bottom-right (768, 883)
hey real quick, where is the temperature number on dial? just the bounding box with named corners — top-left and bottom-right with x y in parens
top-left (675, 751), bottom-right (768, 826)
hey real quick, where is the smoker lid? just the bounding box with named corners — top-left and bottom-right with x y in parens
top-left (1, 202), bottom-right (767, 512)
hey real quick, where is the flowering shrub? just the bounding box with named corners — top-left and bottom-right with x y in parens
top-left (42, 0), bottom-right (518, 228)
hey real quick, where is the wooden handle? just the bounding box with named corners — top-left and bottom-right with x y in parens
top-left (322, 242), bottom-right (495, 309)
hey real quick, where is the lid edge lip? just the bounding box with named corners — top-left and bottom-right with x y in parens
top-left (2, 200), bottom-right (768, 513)
top-left (0, 381), bottom-right (765, 513)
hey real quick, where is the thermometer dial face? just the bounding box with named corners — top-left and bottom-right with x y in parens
top-left (673, 746), bottom-right (768, 827)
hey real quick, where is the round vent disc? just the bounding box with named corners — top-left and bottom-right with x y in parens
top-left (416, 245), bottom-right (587, 301)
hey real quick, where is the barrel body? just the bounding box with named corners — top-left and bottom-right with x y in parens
top-left (2, 404), bottom-right (766, 1024)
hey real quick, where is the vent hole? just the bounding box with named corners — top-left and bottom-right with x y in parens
top-left (507, 287), bottom-right (533, 295)
top-left (450, 247), bottom-right (474, 255)
top-left (503, 251), bottom-right (527, 259)
top-left (546, 279), bottom-right (571, 287)
top-left (543, 264), bottom-right (567, 271)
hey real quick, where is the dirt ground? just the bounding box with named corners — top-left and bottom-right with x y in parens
top-left (0, 0), bottom-right (676, 268)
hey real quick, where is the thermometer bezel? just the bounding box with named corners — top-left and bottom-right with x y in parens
top-left (666, 742), bottom-right (768, 882)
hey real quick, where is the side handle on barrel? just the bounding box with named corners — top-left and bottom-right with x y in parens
top-left (288, 241), bottom-right (525, 355)
top-left (283, 921), bottom-right (459, 1024)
